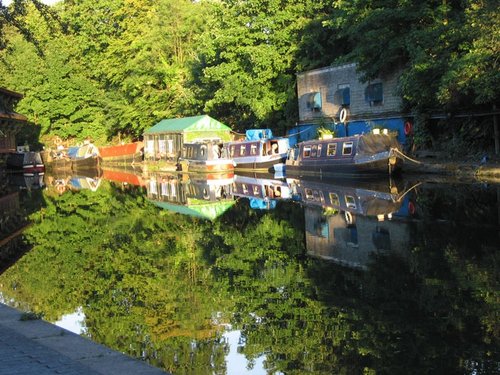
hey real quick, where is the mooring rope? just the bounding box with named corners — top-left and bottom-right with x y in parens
top-left (394, 148), bottom-right (423, 164)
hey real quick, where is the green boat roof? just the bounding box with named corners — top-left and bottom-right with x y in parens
top-left (150, 200), bottom-right (235, 220)
top-left (145, 115), bottom-right (231, 134)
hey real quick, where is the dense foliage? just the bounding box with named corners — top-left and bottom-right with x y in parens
top-left (1, 0), bottom-right (498, 145)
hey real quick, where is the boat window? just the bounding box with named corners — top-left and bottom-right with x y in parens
top-left (342, 142), bottom-right (353, 155)
top-left (200, 145), bottom-right (206, 156)
top-left (305, 188), bottom-right (314, 200)
top-left (240, 145), bottom-right (246, 156)
top-left (230, 146), bottom-right (235, 158)
top-left (311, 145), bottom-right (317, 157)
top-left (317, 144), bottom-right (322, 157)
top-left (312, 190), bottom-right (321, 201)
top-left (250, 144), bottom-right (257, 155)
top-left (327, 143), bottom-right (337, 156)
top-left (253, 186), bottom-right (260, 195)
top-left (160, 181), bottom-right (169, 197)
top-left (303, 146), bottom-right (311, 158)
top-left (271, 141), bottom-right (279, 154)
top-left (329, 193), bottom-right (340, 206)
top-left (345, 195), bottom-right (356, 209)
top-left (242, 184), bottom-right (248, 194)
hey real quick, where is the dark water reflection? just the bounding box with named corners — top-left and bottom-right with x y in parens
top-left (0, 168), bottom-right (498, 374)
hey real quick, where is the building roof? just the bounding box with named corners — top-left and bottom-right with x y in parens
top-left (144, 115), bottom-right (231, 135)
top-left (150, 200), bottom-right (235, 221)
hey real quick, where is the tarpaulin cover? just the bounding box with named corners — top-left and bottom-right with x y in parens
top-left (249, 198), bottom-right (276, 210)
top-left (245, 129), bottom-right (273, 141)
top-left (356, 133), bottom-right (401, 157)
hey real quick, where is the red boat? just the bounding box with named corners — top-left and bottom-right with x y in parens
top-left (98, 142), bottom-right (144, 165)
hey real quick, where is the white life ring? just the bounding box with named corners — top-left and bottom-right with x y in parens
top-left (54, 136), bottom-right (62, 146)
top-left (339, 108), bottom-right (348, 123)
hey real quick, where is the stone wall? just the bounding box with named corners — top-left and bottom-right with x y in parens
top-left (297, 63), bottom-right (403, 123)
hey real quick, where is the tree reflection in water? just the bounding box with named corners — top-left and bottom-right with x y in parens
top-left (0, 177), bottom-right (497, 374)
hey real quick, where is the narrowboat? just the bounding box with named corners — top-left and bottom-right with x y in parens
top-left (6, 151), bottom-right (45, 174)
top-left (98, 142), bottom-right (143, 165)
top-left (285, 133), bottom-right (404, 177)
top-left (223, 129), bottom-right (289, 172)
top-left (231, 173), bottom-right (291, 209)
top-left (67, 143), bottom-right (101, 171)
top-left (102, 167), bottom-right (146, 187)
top-left (178, 142), bottom-right (234, 174)
top-left (287, 176), bottom-right (412, 218)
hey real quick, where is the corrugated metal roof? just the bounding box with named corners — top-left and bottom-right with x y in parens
top-left (144, 115), bottom-right (231, 134)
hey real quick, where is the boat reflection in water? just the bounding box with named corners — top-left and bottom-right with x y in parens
top-left (145, 172), bottom-right (235, 220)
top-left (7, 172), bottom-right (45, 190)
top-left (288, 177), bottom-right (419, 269)
top-left (231, 172), bottom-right (291, 210)
top-left (45, 169), bottom-right (102, 195)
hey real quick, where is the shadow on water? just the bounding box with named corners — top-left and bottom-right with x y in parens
top-left (0, 167), bottom-right (498, 374)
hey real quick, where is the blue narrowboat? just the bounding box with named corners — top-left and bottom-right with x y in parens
top-left (285, 133), bottom-right (404, 177)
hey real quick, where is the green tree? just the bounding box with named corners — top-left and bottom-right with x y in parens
top-left (195, 0), bottom-right (328, 132)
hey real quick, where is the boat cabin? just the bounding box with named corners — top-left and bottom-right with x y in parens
top-left (227, 138), bottom-right (283, 159)
top-left (143, 115), bottom-right (232, 162)
top-left (182, 142), bottom-right (225, 162)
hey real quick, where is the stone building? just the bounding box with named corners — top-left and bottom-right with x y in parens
top-left (292, 63), bottom-right (412, 146)
top-left (0, 87), bottom-right (27, 154)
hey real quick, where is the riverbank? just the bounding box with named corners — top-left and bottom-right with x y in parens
top-left (0, 303), bottom-right (168, 374)
top-left (402, 156), bottom-right (500, 184)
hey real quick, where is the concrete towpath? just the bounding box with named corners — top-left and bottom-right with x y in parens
top-left (0, 303), bottom-right (169, 375)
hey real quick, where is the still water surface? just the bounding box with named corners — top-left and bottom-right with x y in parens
top-left (0, 169), bottom-right (498, 374)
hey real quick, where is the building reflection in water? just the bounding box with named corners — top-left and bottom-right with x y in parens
top-left (0, 171), bottom-right (46, 274)
top-left (145, 172), bottom-right (235, 220)
top-left (288, 177), bottom-right (419, 269)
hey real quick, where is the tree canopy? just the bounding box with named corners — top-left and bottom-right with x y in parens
top-left (1, 0), bottom-right (498, 145)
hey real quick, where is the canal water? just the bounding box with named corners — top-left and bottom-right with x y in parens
top-left (0, 169), bottom-right (498, 374)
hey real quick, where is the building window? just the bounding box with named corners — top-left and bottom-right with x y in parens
top-left (327, 143), bottom-right (337, 156)
top-left (305, 92), bottom-right (322, 111)
top-left (342, 142), bottom-right (353, 155)
top-left (335, 85), bottom-right (350, 106)
top-left (365, 83), bottom-right (383, 105)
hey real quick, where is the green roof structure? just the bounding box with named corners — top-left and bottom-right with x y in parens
top-left (150, 200), bottom-right (235, 221)
top-left (145, 115), bottom-right (231, 134)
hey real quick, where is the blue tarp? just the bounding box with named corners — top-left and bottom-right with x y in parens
top-left (67, 147), bottom-right (79, 158)
top-left (287, 118), bottom-right (410, 146)
top-left (249, 198), bottom-right (277, 210)
top-left (245, 129), bottom-right (273, 141)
